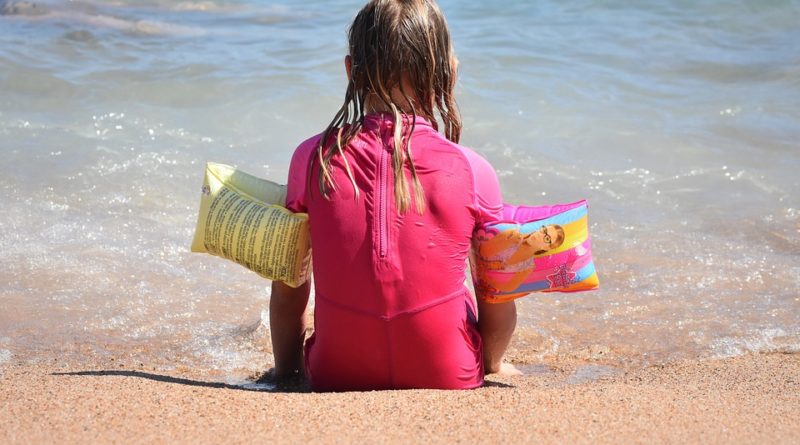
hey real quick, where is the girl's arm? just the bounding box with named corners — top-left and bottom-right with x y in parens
top-left (477, 298), bottom-right (521, 375)
top-left (269, 280), bottom-right (311, 378)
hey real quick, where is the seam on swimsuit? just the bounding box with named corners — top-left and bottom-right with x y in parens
top-left (314, 287), bottom-right (467, 322)
top-left (385, 318), bottom-right (395, 387)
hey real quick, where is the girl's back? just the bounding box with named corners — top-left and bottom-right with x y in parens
top-left (286, 113), bottom-right (502, 391)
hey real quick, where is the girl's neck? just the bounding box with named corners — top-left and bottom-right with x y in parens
top-left (362, 77), bottom-right (430, 117)
top-left (364, 94), bottom-right (434, 122)
top-left (364, 93), bottom-right (411, 115)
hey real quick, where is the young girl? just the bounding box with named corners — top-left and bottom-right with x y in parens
top-left (270, 0), bottom-right (527, 391)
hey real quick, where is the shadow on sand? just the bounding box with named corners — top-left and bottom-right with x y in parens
top-left (52, 369), bottom-right (515, 392)
top-left (52, 370), bottom-right (309, 393)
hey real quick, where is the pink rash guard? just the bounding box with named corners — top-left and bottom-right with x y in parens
top-left (285, 113), bottom-right (503, 391)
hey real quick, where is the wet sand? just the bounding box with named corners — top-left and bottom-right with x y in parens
top-left (1, 353), bottom-right (798, 444)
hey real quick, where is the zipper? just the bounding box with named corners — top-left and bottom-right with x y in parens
top-left (378, 144), bottom-right (389, 258)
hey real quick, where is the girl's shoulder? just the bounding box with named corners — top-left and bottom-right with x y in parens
top-left (290, 131), bottom-right (324, 162)
top-left (288, 133), bottom-right (323, 180)
top-left (422, 130), bottom-right (496, 177)
top-left (428, 137), bottom-right (502, 215)
top-left (293, 132), bottom-right (324, 155)
top-left (455, 144), bottom-right (495, 176)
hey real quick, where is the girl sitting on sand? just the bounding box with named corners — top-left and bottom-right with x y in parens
top-left (270, 0), bottom-right (526, 391)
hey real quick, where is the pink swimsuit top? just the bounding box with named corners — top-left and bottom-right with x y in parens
top-left (285, 113), bottom-right (503, 391)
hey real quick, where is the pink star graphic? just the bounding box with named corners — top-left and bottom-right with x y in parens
top-left (547, 265), bottom-right (577, 289)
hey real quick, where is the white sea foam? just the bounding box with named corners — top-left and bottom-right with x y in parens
top-left (710, 329), bottom-right (800, 359)
top-left (0, 349), bottom-right (12, 364)
top-left (565, 364), bottom-right (620, 385)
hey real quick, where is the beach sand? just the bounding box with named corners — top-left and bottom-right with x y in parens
top-left (1, 353), bottom-right (798, 444)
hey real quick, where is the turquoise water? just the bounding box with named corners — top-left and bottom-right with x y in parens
top-left (0, 0), bottom-right (798, 375)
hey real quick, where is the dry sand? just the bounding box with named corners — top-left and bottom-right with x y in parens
top-left (1, 353), bottom-right (798, 444)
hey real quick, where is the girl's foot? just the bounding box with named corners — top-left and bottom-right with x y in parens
top-left (486, 361), bottom-right (523, 376)
top-left (497, 362), bottom-right (523, 376)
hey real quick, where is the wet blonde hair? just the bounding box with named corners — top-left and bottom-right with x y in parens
top-left (317, 0), bottom-right (461, 214)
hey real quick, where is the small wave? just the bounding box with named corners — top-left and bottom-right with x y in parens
top-left (61, 29), bottom-right (97, 42)
top-left (2, 2), bottom-right (207, 37)
top-left (1, 0), bottom-right (47, 16)
top-left (0, 349), bottom-right (12, 364)
top-left (173, 1), bottom-right (228, 12)
top-left (710, 328), bottom-right (800, 358)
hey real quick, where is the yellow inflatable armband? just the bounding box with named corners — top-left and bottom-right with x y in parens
top-left (190, 162), bottom-right (311, 287)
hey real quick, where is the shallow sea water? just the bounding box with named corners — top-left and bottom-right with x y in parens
top-left (0, 0), bottom-right (798, 379)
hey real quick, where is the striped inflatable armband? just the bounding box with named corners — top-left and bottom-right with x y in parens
top-left (470, 200), bottom-right (599, 303)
